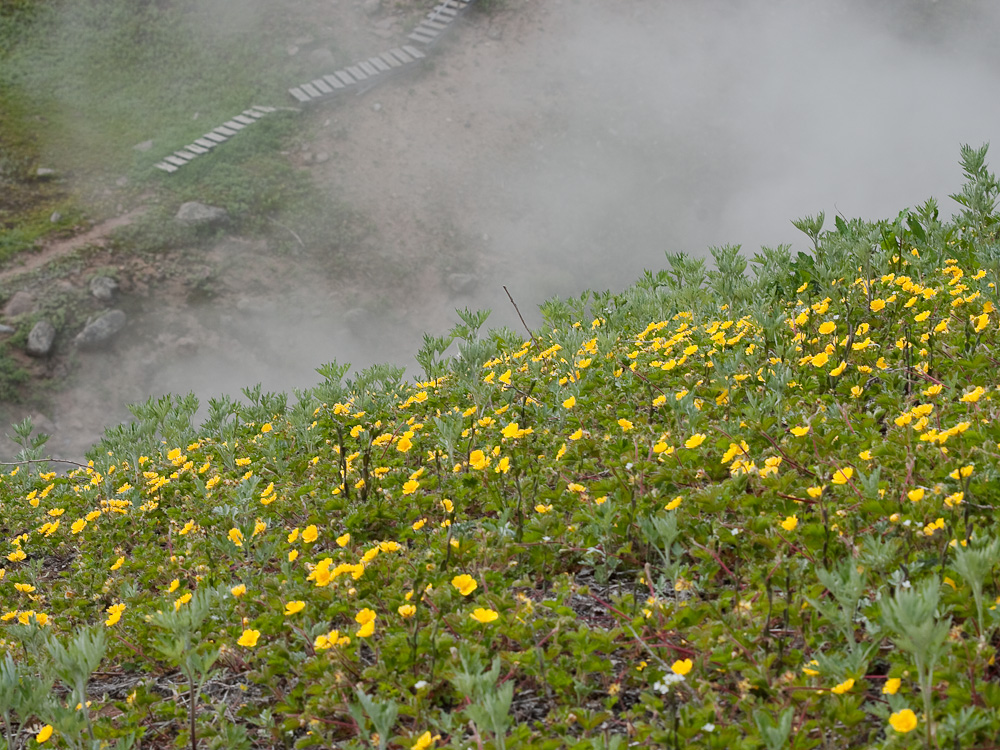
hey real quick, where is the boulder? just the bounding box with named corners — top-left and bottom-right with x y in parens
top-left (89, 276), bottom-right (119, 302)
top-left (447, 273), bottom-right (478, 295)
top-left (175, 202), bottom-right (229, 227)
top-left (26, 320), bottom-right (55, 357)
top-left (3, 291), bottom-right (35, 318)
top-left (75, 309), bottom-right (127, 349)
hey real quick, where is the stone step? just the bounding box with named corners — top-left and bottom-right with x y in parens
top-left (289, 87), bottom-right (311, 102)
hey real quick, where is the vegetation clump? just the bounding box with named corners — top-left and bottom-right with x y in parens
top-left (1, 146), bottom-right (1000, 748)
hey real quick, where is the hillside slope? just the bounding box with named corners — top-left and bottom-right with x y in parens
top-left (1, 146), bottom-right (1000, 748)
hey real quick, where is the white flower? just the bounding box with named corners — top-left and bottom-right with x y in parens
top-left (702, 723), bottom-right (715, 732)
top-left (413, 680), bottom-right (429, 691)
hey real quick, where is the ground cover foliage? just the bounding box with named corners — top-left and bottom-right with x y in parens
top-left (2, 146), bottom-right (1000, 748)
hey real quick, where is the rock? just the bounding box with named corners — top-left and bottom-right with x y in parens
top-left (3, 291), bottom-right (35, 318)
top-left (487, 23), bottom-right (503, 41)
top-left (362, 0), bottom-right (381, 16)
top-left (35, 167), bottom-right (56, 178)
top-left (26, 320), bottom-right (56, 357)
top-left (308, 48), bottom-right (336, 69)
top-left (50, 211), bottom-right (62, 223)
top-left (89, 276), bottom-right (119, 302)
top-left (372, 102), bottom-right (383, 112)
top-left (133, 140), bottom-right (153, 152)
top-left (315, 152), bottom-right (331, 164)
top-left (447, 273), bottom-right (478, 295)
top-left (75, 309), bottom-right (127, 349)
top-left (0, 324), bottom-right (14, 336)
top-left (175, 201), bottom-right (229, 227)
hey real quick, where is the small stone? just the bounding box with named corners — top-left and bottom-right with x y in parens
top-left (362, 0), bottom-right (381, 16)
top-left (315, 152), bottom-right (330, 164)
top-left (89, 276), bottom-right (119, 302)
top-left (133, 140), bottom-right (154, 152)
top-left (36, 167), bottom-right (56, 178)
top-left (26, 320), bottom-right (56, 357)
top-left (0, 324), bottom-right (14, 336)
top-left (3, 291), bottom-right (35, 318)
top-left (372, 102), bottom-right (383, 112)
top-left (175, 202), bottom-right (229, 227)
top-left (49, 211), bottom-right (61, 223)
top-left (75, 309), bottom-right (127, 349)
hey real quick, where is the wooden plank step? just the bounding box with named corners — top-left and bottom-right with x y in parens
top-left (409, 31), bottom-right (437, 44)
top-left (379, 52), bottom-right (404, 68)
top-left (334, 70), bottom-right (357, 85)
top-left (323, 74), bottom-right (346, 89)
top-left (300, 83), bottom-right (322, 98)
top-left (251, 105), bottom-right (277, 113)
top-left (346, 65), bottom-right (366, 80)
top-left (420, 19), bottom-right (449, 30)
top-left (368, 56), bottom-right (391, 72)
top-left (174, 149), bottom-right (198, 159)
top-left (184, 143), bottom-right (209, 155)
top-left (194, 138), bottom-right (217, 149)
top-left (358, 60), bottom-right (379, 77)
top-left (232, 114), bottom-right (255, 125)
top-left (241, 109), bottom-right (265, 119)
top-left (432, 4), bottom-right (459, 15)
top-left (222, 120), bottom-right (246, 131)
top-left (388, 48), bottom-right (414, 64)
top-left (202, 132), bottom-right (228, 143)
top-left (402, 45), bottom-right (426, 59)
top-left (154, 162), bottom-right (179, 173)
top-left (312, 78), bottom-right (334, 94)
top-left (164, 155), bottom-right (188, 167)
top-left (289, 87), bottom-right (311, 103)
top-left (213, 125), bottom-right (238, 136)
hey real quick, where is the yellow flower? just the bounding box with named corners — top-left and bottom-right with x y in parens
top-left (104, 603), bottom-right (125, 627)
top-left (237, 629), bottom-right (260, 648)
top-left (451, 574), bottom-right (478, 596)
top-left (871, 299), bottom-right (886, 312)
top-left (806, 486), bottom-right (824, 499)
top-left (534, 504), bottom-right (553, 514)
top-left (888, 708), bottom-right (918, 733)
top-left (470, 608), bottom-right (499, 624)
top-left (302, 525), bottom-right (319, 543)
top-left (617, 418), bottom-right (633, 432)
top-left (261, 422), bottom-right (272, 433)
top-left (231, 584), bottom-right (246, 597)
top-left (670, 659), bottom-right (693, 676)
top-left (831, 677), bottom-right (854, 694)
top-left (831, 467), bottom-right (853, 484)
top-left (811, 351), bottom-right (829, 368)
top-left (396, 435), bottom-right (413, 453)
top-left (36, 725), bottom-right (54, 743)
top-left (469, 450), bottom-right (489, 470)
top-left (960, 386), bottom-right (985, 403)
top-left (174, 593), bottom-right (192, 610)
top-left (818, 321), bottom-right (836, 335)
top-left (402, 479), bottom-right (420, 495)
top-left (790, 425), bottom-right (810, 437)
top-left (228, 528), bottom-right (243, 547)
top-left (569, 428), bottom-right (584, 441)
top-left (412, 730), bottom-right (441, 750)
top-left (168, 578), bottom-right (180, 593)
top-left (398, 604), bottom-right (416, 618)
top-left (357, 620), bottom-right (375, 638)
top-left (780, 515), bottom-right (798, 532)
top-left (71, 519), bottom-right (87, 534)
top-left (355, 608), bottom-right (377, 625)
top-left (336, 532), bottom-right (351, 547)
top-left (412, 518), bottom-right (426, 531)
top-left (684, 433), bottom-right (706, 449)
top-left (907, 488), bottom-right (924, 502)
top-left (562, 396), bottom-right (576, 408)
top-left (665, 496), bottom-right (682, 511)
top-left (829, 360), bottom-right (847, 377)
top-left (284, 601), bottom-right (305, 616)
top-left (14, 583), bottom-right (35, 594)
top-left (882, 677), bottom-right (901, 695)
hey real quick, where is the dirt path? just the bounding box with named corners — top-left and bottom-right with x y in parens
top-left (0, 207), bottom-right (146, 283)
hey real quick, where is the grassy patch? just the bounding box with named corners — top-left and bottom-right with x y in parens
top-left (0, 146), bottom-right (998, 748)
